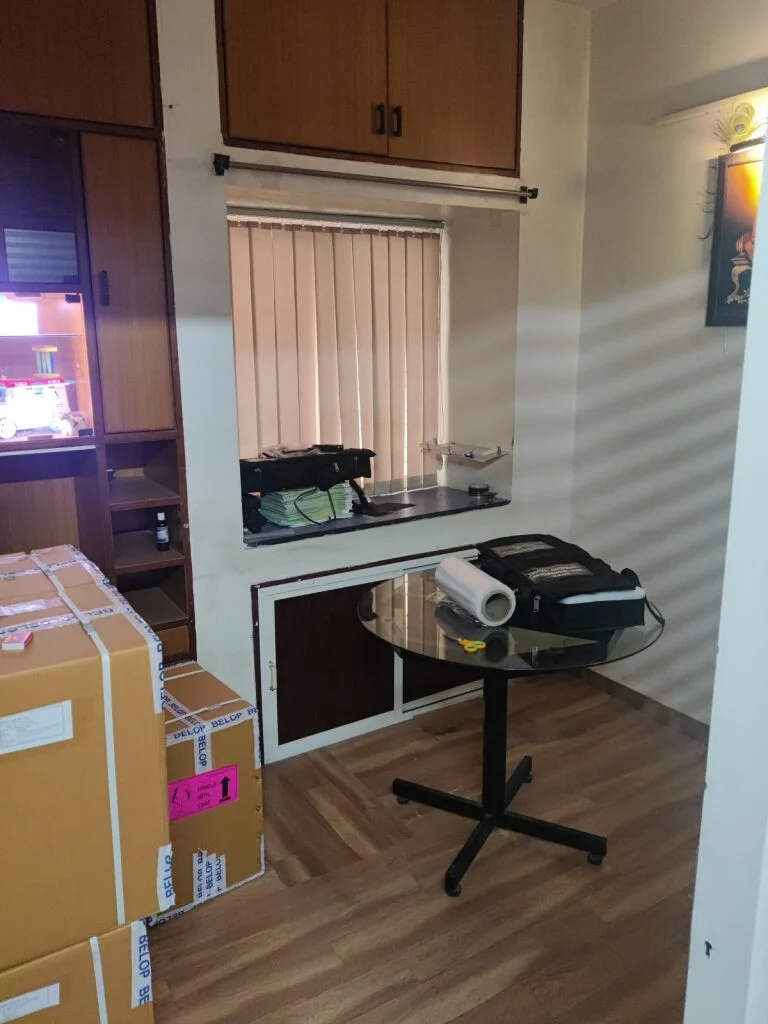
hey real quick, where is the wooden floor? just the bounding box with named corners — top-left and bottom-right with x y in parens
top-left (151, 674), bottom-right (706, 1024)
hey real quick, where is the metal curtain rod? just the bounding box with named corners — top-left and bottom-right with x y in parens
top-left (212, 153), bottom-right (539, 203)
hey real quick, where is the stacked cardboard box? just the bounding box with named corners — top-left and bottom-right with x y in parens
top-left (0, 546), bottom-right (172, 1023)
top-left (152, 662), bottom-right (264, 923)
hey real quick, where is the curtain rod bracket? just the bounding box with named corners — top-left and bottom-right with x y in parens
top-left (211, 152), bottom-right (539, 203)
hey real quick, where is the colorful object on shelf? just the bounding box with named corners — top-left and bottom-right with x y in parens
top-left (33, 345), bottom-right (58, 375)
top-left (0, 376), bottom-right (76, 441)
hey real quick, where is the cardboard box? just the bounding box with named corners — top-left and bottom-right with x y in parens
top-left (0, 921), bottom-right (154, 1024)
top-left (0, 547), bottom-right (173, 971)
top-left (152, 663), bottom-right (264, 922)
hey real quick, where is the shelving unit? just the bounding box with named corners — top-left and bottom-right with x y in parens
top-left (109, 476), bottom-right (181, 510)
top-left (113, 530), bottom-right (185, 574)
top-left (122, 586), bottom-right (187, 628)
top-left (0, 109), bottom-right (195, 664)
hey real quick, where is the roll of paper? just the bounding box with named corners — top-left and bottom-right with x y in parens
top-left (434, 556), bottom-right (516, 627)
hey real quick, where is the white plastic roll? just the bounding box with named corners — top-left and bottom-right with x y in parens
top-left (434, 556), bottom-right (516, 627)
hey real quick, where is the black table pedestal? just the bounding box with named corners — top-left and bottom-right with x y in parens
top-left (392, 675), bottom-right (607, 896)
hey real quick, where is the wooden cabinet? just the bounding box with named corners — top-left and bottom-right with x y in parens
top-left (0, 0), bottom-right (156, 128)
top-left (388, 0), bottom-right (521, 171)
top-left (254, 555), bottom-right (483, 762)
top-left (273, 584), bottom-right (394, 745)
top-left (217, 0), bottom-right (522, 175)
top-left (81, 134), bottom-right (175, 434)
top-left (221, 0), bottom-right (388, 157)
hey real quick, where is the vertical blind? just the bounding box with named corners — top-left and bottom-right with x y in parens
top-left (228, 217), bottom-right (442, 492)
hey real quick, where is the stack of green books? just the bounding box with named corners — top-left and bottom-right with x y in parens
top-left (260, 483), bottom-right (354, 527)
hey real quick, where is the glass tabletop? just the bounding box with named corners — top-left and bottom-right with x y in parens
top-left (359, 569), bottom-right (663, 676)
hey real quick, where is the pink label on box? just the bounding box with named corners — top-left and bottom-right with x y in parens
top-left (169, 765), bottom-right (239, 821)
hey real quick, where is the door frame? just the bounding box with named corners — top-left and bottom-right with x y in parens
top-left (256, 546), bottom-right (478, 763)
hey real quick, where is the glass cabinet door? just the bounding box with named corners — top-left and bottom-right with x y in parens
top-left (0, 292), bottom-right (92, 443)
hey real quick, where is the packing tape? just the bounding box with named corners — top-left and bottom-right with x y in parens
top-left (0, 596), bottom-right (65, 617)
top-left (16, 552), bottom-right (164, 715)
top-left (156, 843), bottom-right (175, 912)
top-left (192, 851), bottom-right (228, 905)
top-left (84, 575), bottom-right (164, 716)
top-left (89, 936), bottom-right (109, 1024)
top-left (149, 839), bottom-right (265, 926)
top-left (28, 555), bottom-right (126, 927)
top-left (130, 920), bottom-right (153, 1008)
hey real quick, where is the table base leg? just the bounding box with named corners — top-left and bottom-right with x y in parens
top-left (393, 754), bottom-right (607, 897)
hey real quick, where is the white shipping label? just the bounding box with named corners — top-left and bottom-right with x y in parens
top-left (157, 843), bottom-right (175, 911)
top-left (131, 921), bottom-right (153, 1008)
top-left (0, 701), bottom-right (73, 756)
top-left (0, 985), bottom-right (61, 1022)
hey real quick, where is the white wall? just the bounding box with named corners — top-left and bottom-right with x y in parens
top-left (512, 0), bottom-right (591, 535)
top-left (573, 0), bottom-right (768, 722)
top-left (684, 144), bottom-right (768, 1023)
top-left (156, 0), bottom-right (591, 702)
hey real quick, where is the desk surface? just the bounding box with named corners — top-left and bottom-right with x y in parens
top-left (359, 570), bottom-right (663, 676)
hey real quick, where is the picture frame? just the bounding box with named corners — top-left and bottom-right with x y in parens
top-left (706, 147), bottom-right (764, 327)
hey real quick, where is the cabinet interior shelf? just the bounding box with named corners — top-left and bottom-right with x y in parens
top-left (121, 586), bottom-right (187, 629)
top-left (113, 530), bottom-right (185, 574)
top-left (108, 475), bottom-right (181, 510)
top-left (0, 333), bottom-right (82, 340)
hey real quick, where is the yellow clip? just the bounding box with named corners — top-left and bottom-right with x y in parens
top-left (459, 638), bottom-right (486, 654)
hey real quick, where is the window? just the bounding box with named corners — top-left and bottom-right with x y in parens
top-left (228, 215), bottom-right (442, 492)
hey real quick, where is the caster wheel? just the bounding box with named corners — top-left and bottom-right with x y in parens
top-left (587, 853), bottom-right (604, 866)
top-left (524, 773), bottom-right (533, 784)
top-left (445, 883), bottom-right (462, 897)
top-left (396, 795), bottom-right (410, 805)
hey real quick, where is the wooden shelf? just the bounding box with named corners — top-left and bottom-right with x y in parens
top-left (122, 586), bottom-right (187, 629)
top-left (114, 530), bottom-right (185, 574)
top-left (108, 475), bottom-right (181, 510)
top-left (0, 333), bottom-right (82, 339)
top-left (0, 436), bottom-right (97, 457)
top-left (106, 430), bottom-right (177, 445)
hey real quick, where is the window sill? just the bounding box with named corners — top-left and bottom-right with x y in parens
top-left (243, 486), bottom-right (509, 548)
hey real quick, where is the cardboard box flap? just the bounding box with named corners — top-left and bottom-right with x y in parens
top-left (0, 548), bottom-right (105, 603)
top-left (163, 666), bottom-right (251, 728)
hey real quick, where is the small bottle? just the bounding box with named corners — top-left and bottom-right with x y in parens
top-left (155, 512), bottom-right (170, 552)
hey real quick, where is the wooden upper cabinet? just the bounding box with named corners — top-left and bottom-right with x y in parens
top-left (81, 135), bottom-right (175, 434)
top-left (0, 0), bottom-right (155, 128)
top-left (221, 0), bottom-right (389, 157)
top-left (388, 0), bottom-right (521, 172)
top-left (218, 0), bottom-right (522, 174)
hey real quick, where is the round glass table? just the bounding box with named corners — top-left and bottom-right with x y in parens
top-left (359, 569), bottom-right (663, 896)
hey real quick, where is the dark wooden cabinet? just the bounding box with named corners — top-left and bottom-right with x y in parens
top-left (81, 134), bottom-right (175, 434)
top-left (0, 0), bottom-right (156, 128)
top-left (221, 0), bottom-right (388, 157)
top-left (273, 584), bottom-right (394, 745)
top-left (388, 0), bottom-right (521, 172)
top-left (217, 0), bottom-right (523, 175)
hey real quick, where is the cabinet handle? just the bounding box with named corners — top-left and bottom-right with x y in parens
top-left (268, 659), bottom-right (277, 693)
top-left (97, 270), bottom-right (111, 307)
top-left (391, 105), bottom-right (403, 138)
top-left (374, 102), bottom-right (386, 135)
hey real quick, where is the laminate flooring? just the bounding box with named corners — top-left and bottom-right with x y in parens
top-left (152, 673), bottom-right (706, 1023)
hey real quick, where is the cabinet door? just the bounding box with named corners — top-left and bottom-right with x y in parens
top-left (0, 1), bottom-right (155, 128)
top-left (81, 135), bottom-right (175, 434)
top-left (388, 0), bottom-right (521, 172)
top-left (221, 0), bottom-right (388, 157)
top-left (274, 584), bottom-right (394, 745)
